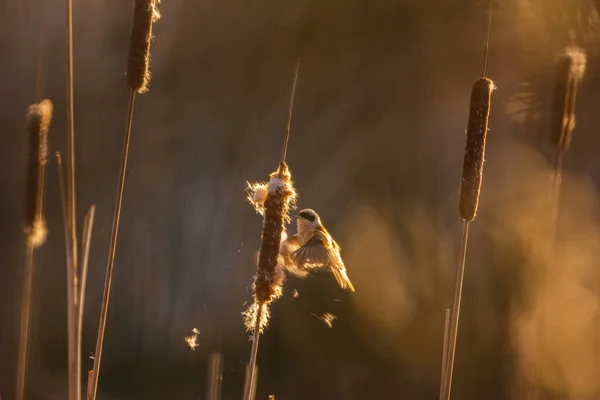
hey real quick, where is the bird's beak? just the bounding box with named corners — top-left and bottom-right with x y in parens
top-left (293, 214), bottom-right (301, 219)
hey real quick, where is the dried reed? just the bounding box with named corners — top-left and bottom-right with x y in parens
top-left (439, 309), bottom-right (450, 400)
top-left (88, 2), bottom-right (161, 399)
top-left (78, 206), bottom-right (96, 388)
top-left (57, 152), bottom-right (97, 400)
top-left (16, 99), bottom-right (53, 400)
top-left (549, 47), bottom-right (587, 152)
top-left (548, 46), bottom-right (586, 224)
top-left (243, 163), bottom-right (297, 399)
top-left (440, 3), bottom-right (495, 398)
top-left (528, 45), bottom-right (587, 400)
top-left (243, 364), bottom-right (259, 400)
top-left (64, 0), bottom-right (80, 396)
top-left (442, 75), bottom-right (495, 400)
top-left (24, 100), bottom-right (53, 247)
top-left (242, 62), bottom-right (299, 400)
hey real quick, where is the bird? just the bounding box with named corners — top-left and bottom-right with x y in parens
top-left (280, 208), bottom-right (355, 292)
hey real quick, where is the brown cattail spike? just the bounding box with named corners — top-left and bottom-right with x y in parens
top-left (550, 46), bottom-right (586, 152)
top-left (459, 77), bottom-right (495, 222)
top-left (24, 99), bottom-right (53, 247)
top-left (244, 162), bottom-right (297, 332)
top-left (255, 163), bottom-right (295, 304)
top-left (127, 0), bottom-right (161, 93)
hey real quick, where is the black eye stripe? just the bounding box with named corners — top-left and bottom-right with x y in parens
top-left (300, 212), bottom-right (315, 222)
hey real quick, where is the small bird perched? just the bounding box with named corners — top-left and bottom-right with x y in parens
top-left (280, 209), bottom-right (355, 292)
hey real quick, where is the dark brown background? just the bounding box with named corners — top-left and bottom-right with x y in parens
top-left (1, 1), bottom-right (600, 399)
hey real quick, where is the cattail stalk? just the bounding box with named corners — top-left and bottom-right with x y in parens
top-left (64, 0), bottom-right (80, 395)
top-left (242, 62), bottom-right (299, 400)
top-left (242, 163), bottom-right (296, 400)
top-left (439, 6), bottom-right (495, 400)
top-left (88, 2), bottom-right (161, 399)
top-left (16, 100), bottom-right (53, 400)
top-left (441, 76), bottom-right (494, 400)
top-left (58, 154), bottom-right (96, 400)
top-left (56, 151), bottom-right (79, 400)
top-left (243, 363), bottom-right (259, 400)
top-left (78, 205), bottom-right (96, 391)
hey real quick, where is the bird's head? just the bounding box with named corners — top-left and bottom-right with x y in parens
top-left (296, 209), bottom-right (321, 231)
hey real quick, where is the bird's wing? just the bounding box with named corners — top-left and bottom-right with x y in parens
top-left (281, 234), bottom-right (300, 254)
top-left (292, 227), bottom-right (355, 292)
top-left (280, 234), bottom-right (308, 277)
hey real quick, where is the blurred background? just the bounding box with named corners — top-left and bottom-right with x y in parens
top-left (1, 0), bottom-right (600, 399)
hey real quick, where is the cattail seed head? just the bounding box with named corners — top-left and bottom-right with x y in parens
top-left (24, 99), bottom-right (53, 247)
top-left (243, 162), bottom-right (297, 332)
top-left (127, 0), bottom-right (161, 93)
top-left (550, 46), bottom-right (587, 152)
top-left (459, 77), bottom-right (495, 222)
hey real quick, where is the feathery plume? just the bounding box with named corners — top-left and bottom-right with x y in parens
top-left (184, 328), bottom-right (200, 350)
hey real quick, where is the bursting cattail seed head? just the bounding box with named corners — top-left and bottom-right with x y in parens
top-left (243, 162), bottom-right (297, 332)
top-left (550, 46), bottom-right (587, 152)
top-left (127, 0), bottom-right (161, 93)
top-left (459, 77), bottom-right (495, 222)
top-left (24, 99), bottom-right (53, 247)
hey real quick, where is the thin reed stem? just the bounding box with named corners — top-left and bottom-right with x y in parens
top-left (66, 0), bottom-right (76, 247)
top-left (481, 0), bottom-right (494, 77)
top-left (439, 308), bottom-right (450, 400)
top-left (88, 89), bottom-right (136, 400)
top-left (280, 60), bottom-right (299, 165)
top-left (78, 206), bottom-right (95, 398)
top-left (243, 308), bottom-right (262, 400)
top-left (15, 244), bottom-right (35, 400)
top-left (549, 149), bottom-right (563, 242)
top-left (526, 146), bottom-right (566, 400)
top-left (65, 0), bottom-right (79, 395)
top-left (65, 0), bottom-right (77, 288)
top-left (441, 220), bottom-right (470, 400)
top-left (57, 152), bottom-right (79, 400)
